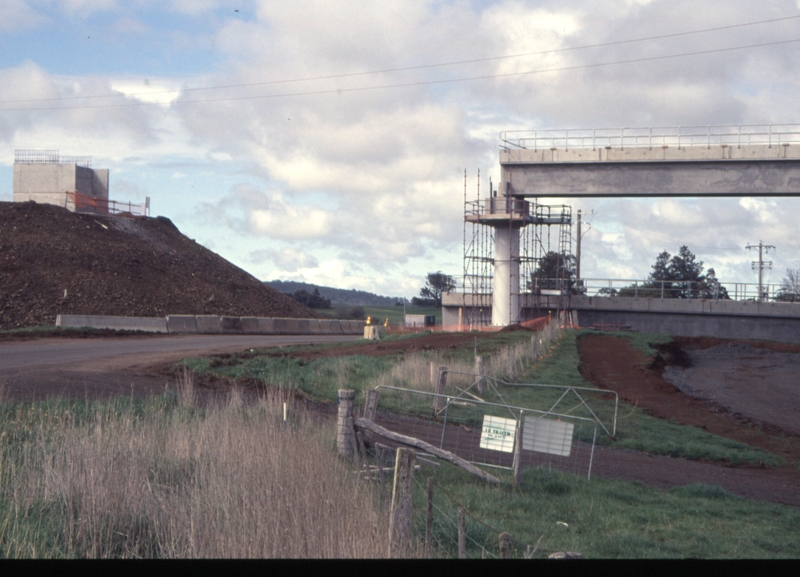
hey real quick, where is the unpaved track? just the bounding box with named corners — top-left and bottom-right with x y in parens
top-left (0, 334), bottom-right (359, 400)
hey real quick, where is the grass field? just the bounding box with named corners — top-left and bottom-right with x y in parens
top-left (0, 389), bottom-right (401, 558)
top-left (183, 327), bottom-right (780, 468)
top-left (3, 325), bottom-right (798, 558)
top-left (316, 305), bottom-right (442, 326)
top-left (418, 462), bottom-right (800, 558)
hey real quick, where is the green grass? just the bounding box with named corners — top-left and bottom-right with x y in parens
top-left (316, 305), bottom-right (442, 326)
top-left (182, 327), bottom-right (783, 467)
top-left (418, 463), bottom-right (800, 558)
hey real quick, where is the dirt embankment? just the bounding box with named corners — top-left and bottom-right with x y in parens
top-left (0, 201), bottom-right (317, 329)
top-left (578, 334), bottom-right (800, 463)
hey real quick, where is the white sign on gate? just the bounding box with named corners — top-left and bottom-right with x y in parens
top-left (522, 416), bottom-right (574, 457)
top-left (479, 415), bottom-right (517, 453)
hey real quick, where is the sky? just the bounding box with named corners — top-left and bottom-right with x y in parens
top-left (2, 0), bottom-right (800, 299)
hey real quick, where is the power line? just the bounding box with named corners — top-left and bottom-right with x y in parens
top-left (589, 210), bottom-right (744, 253)
top-left (0, 14), bottom-right (798, 105)
top-left (2, 36), bottom-right (798, 112)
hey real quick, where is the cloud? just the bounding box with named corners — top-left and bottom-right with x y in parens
top-left (0, 0), bottom-right (47, 32)
top-left (249, 246), bottom-right (319, 271)
top-left (6, 0), bottom-right (800, 296)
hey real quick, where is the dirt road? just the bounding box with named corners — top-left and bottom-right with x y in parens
top-left (0, 334), bottom-right (359, 400)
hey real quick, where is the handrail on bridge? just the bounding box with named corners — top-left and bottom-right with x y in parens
top-left (500, 124), bottom-right (800, 152)
top-left (450, 276), bottom-right (798, 303)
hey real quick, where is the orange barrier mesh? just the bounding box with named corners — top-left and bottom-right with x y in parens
top-left (66, 192), bottom-right (147, 216)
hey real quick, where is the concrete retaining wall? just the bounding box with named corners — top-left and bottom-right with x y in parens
top-left (55, 314), bottom-right (365, 336)
top-left (196, 315), bottom-right (222, 334)
top-left (166, 315), bottom-right (198, 333)
top-left (56, 314), bottom-right (167, 333)
top-left (574, 309), bottom-right (800, 343)
top-left (221, 316), bottom-right (244, 334)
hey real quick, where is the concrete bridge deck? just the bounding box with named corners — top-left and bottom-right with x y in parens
top-left (499, 124), bottom-right (800, 197)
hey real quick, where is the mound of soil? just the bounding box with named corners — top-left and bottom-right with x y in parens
top-left (0, 201), bottom-right (317, 329)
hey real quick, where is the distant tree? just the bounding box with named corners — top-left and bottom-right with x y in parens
top-left (529, 252), bottom-right (576, 293)
top-left (343, 306), bottom-right (365, 319)
top-left (775, 268), bottom-right (800, 302)
top-left (419, 271), bottom-right (456, 307)
top-left (637, 246), bottom-right (728, 299)
top-left (289, 288), bottom-right (331, 309)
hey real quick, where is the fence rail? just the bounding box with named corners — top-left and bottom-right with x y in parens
top-left (66, 191), bottom-right (149, 217)
top-left (500, 124), bottom-right (800, 152)
top-left (369, 385), bottom-right (599, 480)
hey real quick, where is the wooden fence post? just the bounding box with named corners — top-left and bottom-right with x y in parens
top-left (425, 477), bottom-right (434, 558)
top-left (433, 367), bottom-right (447, 412)
top-left (336, 389), bottom-right (356, 458)
top-left (363, 388), bottom-right (380, 421)
top-left (474, 356), bottom-right (485, 395)
top-left (388, 447), bottom-right (416, 557)
top-left (513, 417), bottom-right (523, 488)
top-left (499, 532), bottom-right (510, 559)
top-left (457, 507), bottom-right (466, 559)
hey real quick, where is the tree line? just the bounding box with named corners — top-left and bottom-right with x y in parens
top-left (417, 248), bottom-right (800, 302)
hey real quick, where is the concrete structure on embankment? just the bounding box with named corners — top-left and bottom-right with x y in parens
top-left (441, 292), bottom-right (800, 344)
top-left (13, 150), bottom-right (109, 210)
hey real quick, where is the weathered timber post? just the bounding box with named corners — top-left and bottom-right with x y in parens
top-left (531, 335), bottom-right (537, 360)
top-left (388, 447), bottom-right (416, 557)
top-left (513, 416), bottom-right (523, 488)
top-left (474, 356), bottom-right (485, 395)
top-left (506, 348), bottom-right (514, 380)
top-left (499, 532), bottom-right (510, 559)
top-left (363, 388), bottom-right (380, 421)
top-left (457, 507), bottom-right (467, 559)
top-left (336, 389), bottom-right (356, 458)
top-left (425, 477), bottom-right (434, 558)
top-left (433, 367), bottom-right (447, 412)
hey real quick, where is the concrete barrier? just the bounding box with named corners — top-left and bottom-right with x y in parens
top-left (196, 315), bottom-right (222, 334)
top-left (56, 314), bottom-right (167, 333)
top-left (272, 318), bottom-right (290, 334)
top-left (166, 315), bottom-right (198, 333)
top-left (349, 320), bottom-right (366, 335)
top-left (256, 317), bottom-right (277, 334)
top-left (364, 325), bottom-right (386, 340)
top-left (317, 320), bottom-right (333, 334)
top-left (295, 319), bottom-right (311, 334)
top-left (288, 318), bottom-right (304, 334)
top-left (221, 316), bottom-right (244, 334)
top-left (330, 320), bottom-right (344, 335)
top-left (240, 317), bottom-right (260, 334)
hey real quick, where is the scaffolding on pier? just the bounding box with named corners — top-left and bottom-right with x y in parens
top-left (461, 170), bottom-right (572, 328)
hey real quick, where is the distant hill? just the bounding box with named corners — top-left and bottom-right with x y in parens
top-left (266, 280), bottom-right (407, 306)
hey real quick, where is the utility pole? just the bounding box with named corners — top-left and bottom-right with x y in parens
top-left (746, 241), bottom-right (775, 302)
top-left (575, 209), bottom-right (582, 293)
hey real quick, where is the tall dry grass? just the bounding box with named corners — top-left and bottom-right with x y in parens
top-left (373, 320), bottom-right (564, 394)
top-left (0, 387), bottom-right (396, 558)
